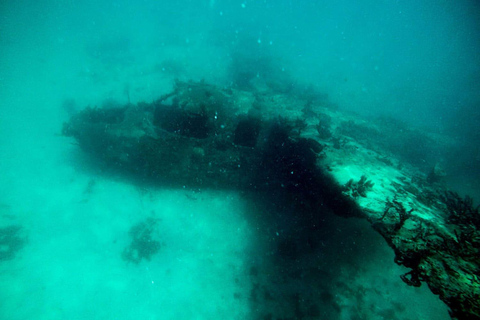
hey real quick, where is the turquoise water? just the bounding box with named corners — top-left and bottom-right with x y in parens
top-left (1, 1), bottom-right (478, 319)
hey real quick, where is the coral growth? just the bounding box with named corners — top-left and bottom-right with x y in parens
top-left (343, 175), bottom-right (375, 198)
top-left (379, 196), bottom-right (414, 232)
top-left (441, 191), bottom-right (480, 230)
top-left (440, 191), bottom-right (480, 265)
top-left (122, 218), bottom-right (161, 264)
top-left (0, 225), bottom-right (26, 261)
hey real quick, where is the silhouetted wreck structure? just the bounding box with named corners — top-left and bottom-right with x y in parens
top-left (63, 80), bottom-right (479, 319)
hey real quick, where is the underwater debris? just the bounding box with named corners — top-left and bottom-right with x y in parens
top-left (122, 218), bottom-right (161, 264)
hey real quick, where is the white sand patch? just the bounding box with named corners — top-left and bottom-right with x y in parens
top-left (1, 170), bottom-right (254, 319)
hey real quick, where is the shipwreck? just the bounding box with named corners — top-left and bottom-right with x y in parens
top-left (63, 80), bottom-right (480, 319)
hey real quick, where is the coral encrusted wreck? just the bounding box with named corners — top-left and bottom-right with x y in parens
top-left (63, 80), bottom-right (480, 319)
